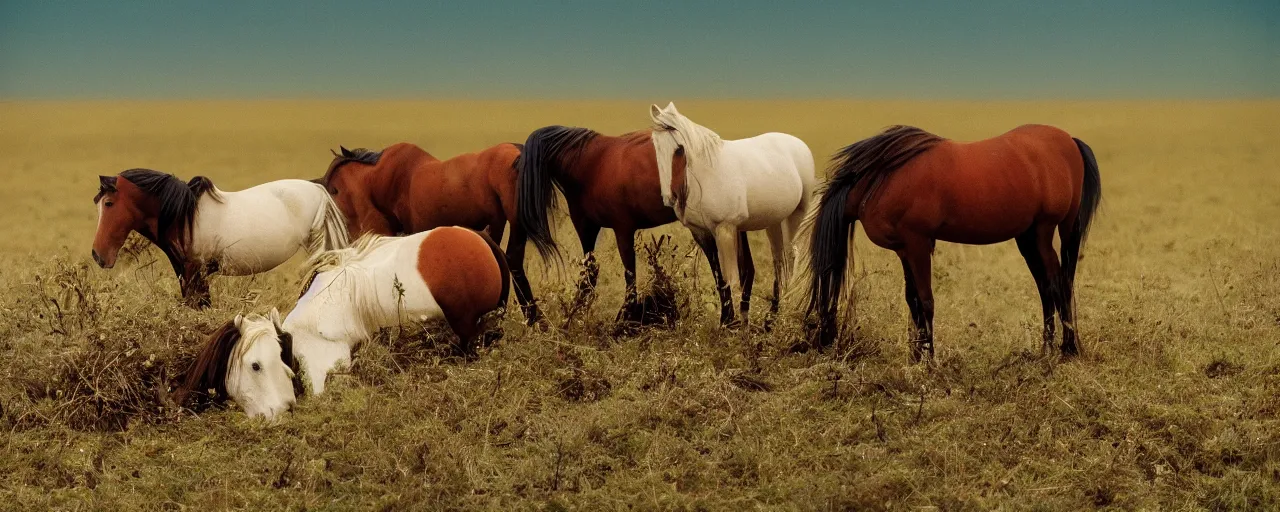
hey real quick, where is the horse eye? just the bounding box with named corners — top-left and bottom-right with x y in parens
top-left (251, 362), bottom-right (262, 372)
top-left (675, 146), bottom-right (685, 156)
top-left (104, 201), bottom-right (115, 207)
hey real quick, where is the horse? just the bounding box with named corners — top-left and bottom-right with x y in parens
top-left (92, 169), bottom-right (349, 308)
top-left (518, 125), bottom-right (744, 322)
top-left (174, 227), bottom-right (511, 419)
top-left (801, 125), bottom-right (1102, 361)
top-left (649, 102), bottom-right (815, 327)
top-left (318, 143), bottom-right (542, 325)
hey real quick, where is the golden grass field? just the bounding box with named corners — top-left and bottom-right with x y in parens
top-left (1, 100), bottom-right (1278, 510)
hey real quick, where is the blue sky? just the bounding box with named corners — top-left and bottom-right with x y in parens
top-left (1, 1), bottom-right (1275, 99)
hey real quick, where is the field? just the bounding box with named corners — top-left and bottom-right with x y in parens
top-left (1, 100), bottom-right (1278, 510)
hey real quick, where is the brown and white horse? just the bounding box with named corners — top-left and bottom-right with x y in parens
top-left (92, 169), bottom-right (349, 308)
top-left (175, 227), bottom-right (510, 419)
top-left (318, 144), bottom-right (541, 324)
top-left (801, 125), bottom-right (1102, 361)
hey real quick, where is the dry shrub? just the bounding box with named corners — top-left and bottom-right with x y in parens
top-left (616, 234), bottom-right (690, 334)
top-left (4, 256), bottom-right (207, 432)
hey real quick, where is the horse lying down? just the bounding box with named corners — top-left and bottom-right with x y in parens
top-left (172, 227), bottom-right (510, 419)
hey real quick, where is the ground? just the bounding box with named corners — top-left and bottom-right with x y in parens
top-left (1, 100), bottom-right (1278, 510)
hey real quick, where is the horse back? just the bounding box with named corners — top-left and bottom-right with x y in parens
top-left (573, 131), bottom-right (675, 229)
top-left (415, 227), bottom-right (506, 324)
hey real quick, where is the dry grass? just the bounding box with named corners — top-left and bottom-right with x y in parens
top-left (1, 100), bottom-right (1278, 510)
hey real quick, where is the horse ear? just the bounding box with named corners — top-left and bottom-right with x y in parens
top-left (330, 149), bottom-right (340, 158)
top-left (664, 101), bottom-right (677, 113)
top-left (650, 104), bottom-right (663, 120)
top-left (233, 314), bottom-right (244, 329)
top-left (340, 146), bottom-right (352, 157)
top-left (98, 175), bottom-right (117, 191)
top-left (268, 307), bottom-right (283, 329)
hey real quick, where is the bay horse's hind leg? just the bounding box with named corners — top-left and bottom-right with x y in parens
top-left (692, 228), bottom-right (733, 326)
top-left (1057, 221), bottom-right (1083, 356)
top-left (1030, 223), bottom-right (1066, 354)
top-left (1015, 228), bottom-right (1058, 351)
top-left (570, 213), bottom-right (602, 303)
top-left (901, 238), bottom-right (935, 362)
top-left (736, 232), bottom-right (755, 321)
top-left (895, 251), bottom-right (923, 340)
top-left (505, 226), bottom-right (541, 325)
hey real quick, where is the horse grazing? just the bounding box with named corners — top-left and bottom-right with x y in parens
top-left (175, 227), bottom-right (511, 420)
top-left (801, 125), bottom-right (1102, 361)
top-left (318, 144), bottom-right (541, 324)
top-left (519, 125), bottom-right (718, 321)
top-left (92, 169), bottom-right (349, 308)
top-left (649, 102), bottom-right (815, 327)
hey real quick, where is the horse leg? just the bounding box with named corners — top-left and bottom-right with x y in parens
top-left (895, 250), bottom-right (923, 340)
top-left (1031, 223), bottom-right (1066, 354)
top-left (1057, 221), bottom-right (1083, 356)
top-left (736, 232), bottom-right (755, 321)
top-left (764, 226), bottom-right (787, 331)
top-left (1015, 229), bottom-right (1057, 351)
top-left (570, 214), bottom-right (602, 301)
top-left (615, 227), bottom-right (639, 307)
top-left (504, 225), bottom-right (541, 326)
top-left (901, 238), bottom-right (935, 362)
top-left (179, 261), bottom-right (212, 309)
top-left (692, 228), bottom-right (733, 325)
top-left (714, 224), bottom-right (743, 328)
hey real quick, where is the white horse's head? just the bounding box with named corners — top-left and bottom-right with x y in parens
top-left (649, 102), bottom-right (722, 210)
top-left (176, 308), bottom-right (298, 420)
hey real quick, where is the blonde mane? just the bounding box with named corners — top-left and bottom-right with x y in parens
top-left (650, 104), bottom-right (724, 179)
top-left (228, 313), bottom-right (278, 374)
top-left (292, 232), bottom-right (397, 332)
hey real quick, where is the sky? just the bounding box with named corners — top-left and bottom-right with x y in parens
top-left (1, 1), bottom-right (1276, 99)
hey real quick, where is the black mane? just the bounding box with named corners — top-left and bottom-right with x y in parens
top-left (116, 169), bottom-right (220, 252)
top-left (321, 147), bottom-right (384, 186)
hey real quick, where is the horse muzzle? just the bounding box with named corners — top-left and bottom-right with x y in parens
top-left (91, 249), bottom-right (114, 269)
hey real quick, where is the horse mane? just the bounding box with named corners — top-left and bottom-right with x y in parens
top-left (320, 147), bottom-right (384, 186)
top-left (515, 126), bottom-right (602, 262)
top-left (824, 126), bottom-right (944, 213)
top-left (116, 169), bottom-right (221, 252)
top-left (173, 320), bottom-right (240, 407)
top-left (650, 108), bottom-right (723, 176)
top-left (297, 233), bottom-right (395, 296)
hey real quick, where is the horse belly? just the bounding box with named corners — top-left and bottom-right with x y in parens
top-left (194, 199), bottom-right (312, 274)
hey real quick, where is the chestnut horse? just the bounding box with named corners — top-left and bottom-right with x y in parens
top-left (517, 126), bottom-right (754, 323)
top-left (801, 125), bottom-right (1102, 361)
top-left (318, 143), bottom-right (541, 324)
top-left (92, 169), bottom-right (349, 307)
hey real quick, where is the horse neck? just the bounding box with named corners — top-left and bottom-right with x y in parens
top-left (284, 277), bottom-right (368, 395)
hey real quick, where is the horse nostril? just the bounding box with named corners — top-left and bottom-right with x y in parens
top-left (91, 250), bottom-right (103, 267)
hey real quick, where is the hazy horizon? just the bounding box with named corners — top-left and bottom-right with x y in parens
top-left (2, 1), bottom-right (1276, 100)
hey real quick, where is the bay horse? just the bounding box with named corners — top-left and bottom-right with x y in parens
top-left (649, 102), bottom-right (815, 328)
top-left (318, 143), bottom-right (541, 324)
top-left (801, 125), bottom-right (1102, 361)
top-left (175, 227), bottom-right (510, 419)
top-left (92, 169), bottom-right (349, 308)
top-left (519, 124), bottom-right (749, 323)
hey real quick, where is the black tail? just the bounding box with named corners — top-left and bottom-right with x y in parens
top-left (804, 176), bottom-right (858, 347)
top-left (515, 126), bottom-right (599, 263)
top-left (1072, 138), bottom-right (1102, 245)
top-left (186, 175), bottom-right (221, 202)
top-left (477, 230), bottom-right (512, 310)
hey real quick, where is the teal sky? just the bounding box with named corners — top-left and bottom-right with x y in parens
top-left (1, 1), bottom-right (1276, 99)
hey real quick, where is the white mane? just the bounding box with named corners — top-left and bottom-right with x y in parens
top-left (293, 232), bottom-right (397, 333)
top-left (650, 103), bottom-right (724, 182)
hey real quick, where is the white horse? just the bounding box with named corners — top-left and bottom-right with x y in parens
top-left (91, 169), bottom-right (350, 307)
top-left (650, 102), bottom-right (815, 326)
top-left (174, 227), bottom-right (510, 419)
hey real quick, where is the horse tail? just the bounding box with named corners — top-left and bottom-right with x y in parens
top-left (1072, 138), bottom-right (1102, 247)
top-left (515, 126), bottom-right (599, 264)
top-left (187, 175), bottom-right (221, 202)
top-left (307, 183), bottom-right (351, 253)
top-left (477, 230), bottom-right (512, 311)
